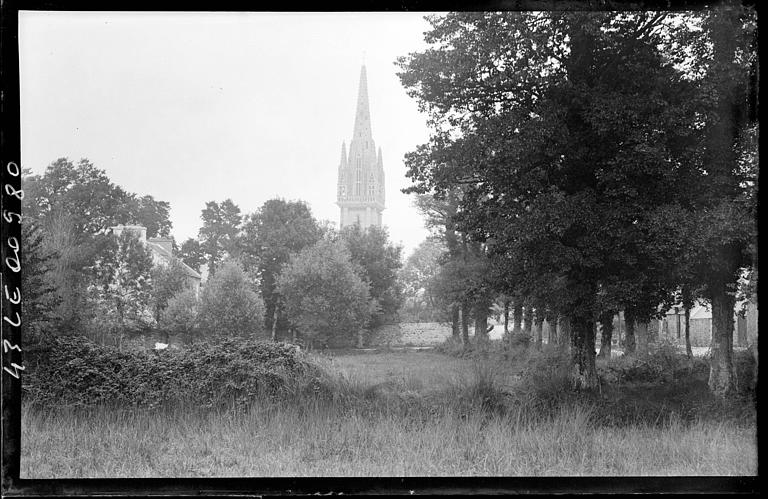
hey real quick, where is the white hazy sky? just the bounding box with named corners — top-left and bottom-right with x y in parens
top-left (19, 11), bottom-right (438, 257)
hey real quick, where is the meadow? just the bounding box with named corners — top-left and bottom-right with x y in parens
top-left (21, 346), bottom-right (757, 477)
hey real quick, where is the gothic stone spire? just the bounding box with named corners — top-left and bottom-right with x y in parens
top-left (337, 64), bottom-right (385, 229)
top-left (352, 65), bottom-right (373, 142)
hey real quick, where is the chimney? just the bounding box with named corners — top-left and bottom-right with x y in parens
top-left (111, 224), bottom-right (147, 244)
top-left (148, 237), bottom-right (173, 254)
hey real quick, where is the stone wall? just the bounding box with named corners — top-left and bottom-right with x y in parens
top-left (368, 322), bottom-right (454, 347)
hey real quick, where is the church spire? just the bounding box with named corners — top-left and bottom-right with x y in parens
top-left (339, 141), bottom-right (347, 168)
top-left (337, 64), bottom-right (384, 230)
top-left (352, 65), bottom-right (373, 142)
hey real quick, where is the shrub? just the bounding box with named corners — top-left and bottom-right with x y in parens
top-left (23, 336), bottom-right (321, 409)
top-left (514, 345), bottom-right (576, 413)
top-left (160, 288), bottom-right (198, 336)
top-left (198, 261), bottom-right (265, 337)
top-left (277, 238), bottom-right (372, 348)
top-left (151, 259), bottom-right (192, 321)
top-left (733, 347), bottom-right (757, 398)
top-left (600, 339), bottom-right (707, 385)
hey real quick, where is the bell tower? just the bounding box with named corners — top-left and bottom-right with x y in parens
top-left (337, 65), bottom-right (385, 229)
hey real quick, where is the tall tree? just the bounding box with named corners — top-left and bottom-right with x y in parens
top-left (20, 222), bottom-right (60, 343)
top-left (240, 198), bottom-right (323, 335)
top-left (86, 231), bottom-right (155, 341)
top-left (197, 261), bottom-right (265, 338)
top-left (339, 224), bottom-right (404, 327)
top-left (198, 199), bottom-right (243, 276)
top-left (130, 195), bottom-right (172, 238)
top-left (414, 191), bottom-right (465, 338)
top-left (399, 238), bottom-right (448, 322)
top-left (178, 238), bottom-right (206, 273)
top-left (684, 3), bottom-right (757, 395)
top-left (277, 238), bottom-right (372, 349)
top-left (22, 159), bottom-right (146, 330)
top-left (398, 12), bottom-right (704, 388)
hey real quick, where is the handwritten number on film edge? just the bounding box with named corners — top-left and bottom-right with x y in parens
top-left (3, 161), bottom-right (25, 378)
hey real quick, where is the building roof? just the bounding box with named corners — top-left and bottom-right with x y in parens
top-left (664, 298), bottom-right (754, 320)
top-left (146, 241), bottom-right (202, 280)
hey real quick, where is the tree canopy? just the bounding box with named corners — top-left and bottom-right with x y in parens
top-left (397, 8), bottom-right (757, 393)
top-left (277, 238), bottom-right (372, 348)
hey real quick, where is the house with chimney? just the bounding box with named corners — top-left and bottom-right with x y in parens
top-left (110, 224), bottom-right (202, 295)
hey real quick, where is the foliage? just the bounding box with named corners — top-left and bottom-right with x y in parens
top-left (132, 195), bottom-right (172, 238)
top-left (23, 336), bottom-right (319, 409)
top-left (22, 159), bottom-right (136, 237)
top-left (339, 224), bottom-right (404, 326)
top-left (398, 238), bottom-right (448, 322)
top-left (396, 11), bottom-right (757, 391)
top-left (178, 238), bottom-right (206, 273)
top-left (515, 345), bottom-right (577, 412)
top-left (159, 289), bottom-right (199, 337)
top-left (199, 199), bottom-right (243, 276)
top-left (20, 222), bottom-right (61, 343)
top-left (197, 261), bottom-right (265, 338)
top-left (21, 159), bottom-right (174, 331)
top-left (277, 238), bottom-right (372, 347)
top-left (601, 340), bottom-right (707, 385)
top-left (150, 258), bottom-right (192, 321)
top-left (85, 231), bottom-right (155, 338)
top-left (240, 198), bottom-right (323, 331)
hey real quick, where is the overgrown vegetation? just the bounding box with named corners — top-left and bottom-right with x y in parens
top-left (22, 346), bottom-right (756, 477)
top-left (23, 336), bottom-right (319, 409)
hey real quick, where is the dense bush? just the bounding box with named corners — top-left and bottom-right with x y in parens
top-left (600, 340), bottom-right (708, 385)
top-left (514, 345), bottom-right (577, 412)
top-left (159, 288), bottom-right (198, 336)
top-left (198, 261), bottom-right (266, 337)
top-left (733, 347), bottom-right (757, 398)
top-left (23, 336), bottom-right (321, 409)
top-left (277, 238), bottom-right (372, 348)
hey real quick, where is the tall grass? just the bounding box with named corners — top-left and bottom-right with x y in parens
top-left (21, 347), bottom-right (757, 477)
top-left (22, 398), bottom-right (755, 477)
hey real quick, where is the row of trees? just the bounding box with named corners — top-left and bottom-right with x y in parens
top-left (396, 6), bottom-right (757, 396)
top-left (22, 158), bottom-right (175, 336)
top-left (22, 159), bottom-right (404, 348)
top-left (174, 197), bottom-right (404, 346)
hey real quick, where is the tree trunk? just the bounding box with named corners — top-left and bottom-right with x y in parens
top-left (570, 314), bottom-right (599, 390)
top-left (534, 313), bottom-right (544, 349)
top-left (636, 320), bottom-right (649, 356)
top-left (271, 306), bottom-right (279, 341)
top-left (558, 316), bottom-right (572, 348)
top-left (708, 283), bottom-right (736, 396)
top-left (684, 304), bottom-right (693, 359)
top-left (503, 299), bottom-right (510, 336)
top-left (523, 306), bottom-right (533, 337)
top-left (547, 313), bottom-right (558, 345)
top-left (451, 303), bottom-right (461, 340)
top-left (512, 304), bottom-right (523, 334)
top-left (460, 302), bottom-right (470, 346)
top-left (597, 311), bottom-right (614, 359)
top-left (474, 311), bottom-right (488, 341)
top-left (623, 310), bottom-right (636, 355)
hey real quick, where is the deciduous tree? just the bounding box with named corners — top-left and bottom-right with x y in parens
top-left (197, 261), bottom-right (265, 338)
top-left (277, 238), bottom-right (372, 349)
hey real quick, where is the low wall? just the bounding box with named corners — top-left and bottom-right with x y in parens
top-left (369, 322), bottom-right (454, 347)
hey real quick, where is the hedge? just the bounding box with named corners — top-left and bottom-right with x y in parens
top-left (23, 336), bottom-right (322, 409)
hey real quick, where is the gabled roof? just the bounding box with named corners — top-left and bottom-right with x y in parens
top-left (146, 241), bottom-right (202, 280)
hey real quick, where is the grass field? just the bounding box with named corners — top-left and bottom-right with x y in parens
top-left (21, 349), bottom-right (757, 477)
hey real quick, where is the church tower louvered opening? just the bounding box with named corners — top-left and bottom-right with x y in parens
top-left (336, 65), bottom-right (385, 229)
